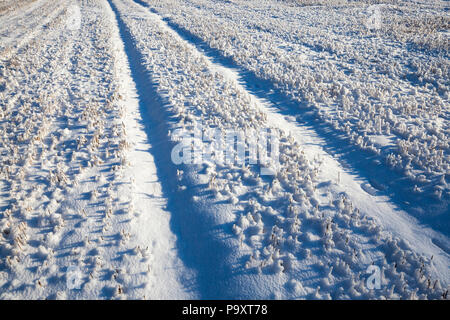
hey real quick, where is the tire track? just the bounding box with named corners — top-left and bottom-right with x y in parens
top-left (103, 0), bottom-right (197, 299)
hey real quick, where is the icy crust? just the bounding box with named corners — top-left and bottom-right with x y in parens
top-left (147, 0), bottom-right (449, 221)
top-left (113, 0), bottom-right (447, 299)
top-left (0, 0), bottom-right (163, 299)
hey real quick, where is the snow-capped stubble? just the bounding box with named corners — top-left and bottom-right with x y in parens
top-left (171, 124), bottom-right (280, 175)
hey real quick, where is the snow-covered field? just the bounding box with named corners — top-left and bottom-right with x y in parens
top-left (0, 0), bottom-right (448, 299)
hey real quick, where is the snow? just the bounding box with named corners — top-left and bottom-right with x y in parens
top-left (0, 0), bottom-right (448, 300)
top-left (146, 0), bottom-right (449, 233)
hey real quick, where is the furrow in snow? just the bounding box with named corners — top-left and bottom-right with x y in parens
top-left (103, 0), bottom-right (196, 299)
